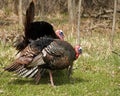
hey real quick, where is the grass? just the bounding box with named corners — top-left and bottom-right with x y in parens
top-left (0, 14), bottom-right (120, 96)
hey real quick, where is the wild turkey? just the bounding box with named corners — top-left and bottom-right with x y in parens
top-left (14, 1), bottom-right (61, 52)
top-left (5, 37), bottom-right (82, 86)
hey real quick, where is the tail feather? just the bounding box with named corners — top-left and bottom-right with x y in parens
top-left (15, 66), bottom-right (24, 73)
top-left (15, 66), bottom-right (47, 84)
top-left (20, 66), bottom-right (38, 78)
top-left (25, 1), bottom-right (35, 38)
top-left (13, 1), bottom-right (35, 51)
top-left (27, 68), bottom-right (38, 78)
top-left (26, 1), bottom-right (35, 24)
top-left (18, 69), bottom-right (29, 77)
top-left (17, 68), bottom-right (27, 75)
top-left (34, 68), bottom-right (41, 84)
top-left (4, 63), bottom-right (23, 72)
top-left (33, 68), bottom-right (47, 84)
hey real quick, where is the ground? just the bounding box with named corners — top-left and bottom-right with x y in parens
top-left (0, 13), bottom-right (120, 96)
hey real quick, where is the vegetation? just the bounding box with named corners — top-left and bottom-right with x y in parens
top-left (0, 13), bottom-right (120, 96)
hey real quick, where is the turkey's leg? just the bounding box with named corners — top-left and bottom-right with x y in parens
top-left (48, 70), bottom-right (54, 86)
top-left (68, 64), bottom-right (73, 78)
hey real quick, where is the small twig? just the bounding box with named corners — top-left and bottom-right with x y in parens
top-left (112, 51), bottom-right (120, 56)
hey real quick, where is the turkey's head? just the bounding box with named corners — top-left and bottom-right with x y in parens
top-left (55, 30), bottom-right (64, 40)
top-left (74, 45), bottom-right (82, 59)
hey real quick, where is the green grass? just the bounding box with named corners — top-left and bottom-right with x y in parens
top-left (0, 15), bottom-right (120, 96)
top-left (0, 33), bottom-right (120, 96)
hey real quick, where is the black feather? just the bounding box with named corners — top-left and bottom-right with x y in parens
top-left (14, 1), bottom-right (59, 51)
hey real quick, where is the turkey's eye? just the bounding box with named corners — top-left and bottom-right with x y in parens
top-left (78, 47), bottom-right (82, 54)
top-left (59, 31), bottom-right (64, 37)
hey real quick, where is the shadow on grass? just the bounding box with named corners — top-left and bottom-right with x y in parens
top-left (7, 70), bottom-right (89, 86)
